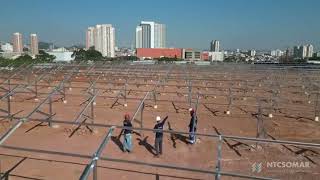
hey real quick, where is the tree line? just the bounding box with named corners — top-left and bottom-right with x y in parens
top-left (0, 50), bottom-right (56, 67)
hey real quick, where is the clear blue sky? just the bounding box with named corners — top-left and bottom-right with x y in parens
top-left (0, 0), bottom-right (319, 50)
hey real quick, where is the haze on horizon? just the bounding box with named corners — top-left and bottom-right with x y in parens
top-left (0, 0), bottom-right (319, 51)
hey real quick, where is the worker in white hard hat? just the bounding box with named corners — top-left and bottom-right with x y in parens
top-left (153, 115), bottom-right (168, 157)
top-left (188, 108), bottom-right (198, 144)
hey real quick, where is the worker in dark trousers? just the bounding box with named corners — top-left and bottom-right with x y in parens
top-left (122, 113), bottom-right (133, 152)
top-left (188, 108), bottom-right (198, 144)
top-left (153, 116), bottom-right (168, 157)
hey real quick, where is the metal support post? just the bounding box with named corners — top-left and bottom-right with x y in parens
top-left (215, 135), bottom-right (222, 180)
top-left (91, 98), bottom-right (95, 124)
top-left (227, 88), bottom-right (232, 114)
top-left (188, 80), bottom-right (192, 108)
top-left (63, 86), bottom-right (66, 101)
top-left (7, 79), bottom-right (11, 120)
top-left (35, 80), bottom-right (38, 97)
top-left (7, 79), bottom-right (11, 92)
top-left (195, 93), bottom-right (200, 113)
top-left (93, 161), bottom-right (97, 180)
top-left (315, 92), bottom-right (319, 121)
top-left (141, 102), bottom-right (144, 130)
top-left (124, 79), bottom-right (128, 105)
top-left (79, 126), bottom-right (115, 180)
top-left (256, 99), bottom-right (266, 141)
top-left (7, 95), bottom-right (11, 121)
top-left (153, 90), bottom-right (157, 108)
top-left (48, 96), bottom-right (53, 127)
top-left (244, 80), bottom-right (248, 99)
top-left (257, 104), bottom-right (263, 138)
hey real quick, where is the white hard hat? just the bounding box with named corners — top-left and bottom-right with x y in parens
top-left (156, 116), bottom-right (161, 122)
top-left (189, 108), bottom-right (193, 112)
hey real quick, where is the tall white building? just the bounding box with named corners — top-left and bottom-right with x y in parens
top-left (12, 32), bottom-right (23, 53)
top-left (301, 45), bottom-right (308, 59)
top-left (86, 24), bottom-right (115, 57)
top-left (271, 49), bottom-right (284, 57)
top-left (95, 25), bottom-right (102, 52)
top-left (208, 52), bottom-right (224, 61)
top-left (135, 26), bottom-right (142, 48)
top-left (248, 49), bottom-right (256, 57)
top-left (86, 27), bottom-right (95, 49)
top-left (154, 23), bottom-right (166, 48)
top-left (307, 44), bottom-right (314, 58)
top-left (136, 21), bottom-right (166, 48)
top-left (210, 40), bottom-right (220, 52)
top-left (30, 34), bottom-right (39, 56)
top-left (294, 44), bottom-right (314, 59)
top-left (97, 24), bottom-right (115, 57)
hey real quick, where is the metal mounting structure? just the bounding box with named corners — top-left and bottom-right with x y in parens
top-left (0, 62), bottom-right (320, 180)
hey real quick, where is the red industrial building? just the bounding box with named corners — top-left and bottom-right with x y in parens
top-left (136, 48), bottom-right (182, 59)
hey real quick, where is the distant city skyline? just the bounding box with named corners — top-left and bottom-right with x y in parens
top-left (0, 0), bottom-right (319, 50)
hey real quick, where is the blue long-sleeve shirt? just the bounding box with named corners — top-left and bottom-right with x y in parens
top-left (189, 114), bottom-right (197, 132)
top-left (123, 120), bottom-right (133, 134)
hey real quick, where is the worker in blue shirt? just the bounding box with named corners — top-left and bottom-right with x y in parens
top-left (153, 116), bottom-right (168, 157)
top-left (188, 108), bottom-right (198, 144)
top-left (122, 113), bottom-right (133, 152)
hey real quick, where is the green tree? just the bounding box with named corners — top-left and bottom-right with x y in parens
top-left (12, 54), bottom-right (34, 67)
top-left (72, 49), bottom-right (87, 61)
top-left (72, 47), bottom-right (103, 62)
top-left (309, 57), bottom-right (320, 61)
top-left (86, 47), bottom-right (103, 61)
top-left (156, 56), bottom-right (182, 62)
top-left (0, 52), bottom-right (56, 68)
top-left (125, 56), bottom-right (138, 61)
top-left (0, 56), bottom-right (11, 67)
top-left (35, 50), bottom-right (55, 63)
